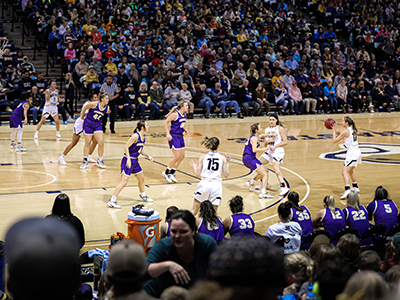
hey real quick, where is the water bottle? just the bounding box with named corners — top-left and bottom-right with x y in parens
top-left (305, 285), bottom-right (317, 300)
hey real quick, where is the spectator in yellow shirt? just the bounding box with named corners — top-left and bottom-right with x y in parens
top-left (272, 70), bottom-right (284, 88)
top-left (237, 30), bottom-right (247, 43)
top-left (82, 20), bottom-right (93, 35)
top-left (86, 66), bottom-right (99, 85)
top-left (105, 58), bottom-right (118, 75)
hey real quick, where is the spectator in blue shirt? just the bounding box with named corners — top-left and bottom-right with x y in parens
top-left (197, 34), bottom-right (208, 50)
top-left (259, 32), bottom-right (269, 42)
top-left (294, 68), bottom-right (310, 84)
top-left (286, 53), bottom-right (299, 71)
top-left (323, 79), bottom-right (338, 113)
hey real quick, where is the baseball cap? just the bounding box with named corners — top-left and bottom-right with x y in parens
top-left (292, 80), bottom-right (297, 85)
top-left (392, 232), bottom-right (400, 248)
top-left (23, 55), bottom-right (28, 60)
top-left (127, 83), bottom-right (133, 87)
top-left (88, 65), bottom-right (94, 69)
top-left (298, 67), bottom-right (303, 72)
top-left (189, 53), bottom-right (194, 57)
top-left (119, 65), bottom-right (126, 69)
top-left (5, 218), bottom-right (81, 300)
top-left (106, 240), bottom-right (146, 283)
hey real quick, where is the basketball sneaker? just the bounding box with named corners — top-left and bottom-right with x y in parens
top-left (10, 142), bottom-right (16, 149)
top-left (162, 171), bottom-right (172, 183)
top-left (56, 132), bottom-right (61, 138)
top-left (16, 145), bottom-right (27, 152)
top-left (34, 132), bottom-right (38, 139)
top-left (58, 156), bottom-right (67, 165)
top-left (279, 186), bottom-right (290, 196)
top-left (259, 191), bottom-right (273, 199)
top-left (351, 187), bottom-right (360, 193)
top-left (255, 183), bottom-right (271, 190)
top-left (107, 200), bottom-right (121, 209)
top-left (80, 161), bottom-right (88, 170)
top-left (139, 195), bottom-right (154, 202)
top-left (340, 189), bottom-right (351, 200)
top-left (96, 159), bottom-right (106, 169)
top-left (245, 180), bottom-right (255, 192)
top-left (169, 174), bottom-right (178, 183)
top-left (88, 157), bottom-right (97, 163)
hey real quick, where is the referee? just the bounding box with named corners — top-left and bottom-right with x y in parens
top-left (100, 74), bottom-right (119, 133)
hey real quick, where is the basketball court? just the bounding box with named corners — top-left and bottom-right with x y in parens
top-left (0, 113), bottom-right (399, 248)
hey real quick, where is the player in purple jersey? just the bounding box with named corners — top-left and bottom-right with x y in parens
top-left (287, 191), bottom-right (314, 237)
top-left (196, 200), bottom-right (225, 242)
top-left (367, 186), bottom-right (398, 234)
top-left (160, 206), bottom-right (179, 239)
top-left (343, 191), bottom-right (370, 236)
top-left (108, 121), bottom-right (154, 209)
top-left (80, 93), bottom-right (109, 170)
top-left (243, 123), bottom-right (273, 199)
top-left (10, 95), bottom-right (32, 152)
top-left (58, 93), bottom-right (98, 165)
top-left (162, 100), bottom-right (189, 184)
top-left (223, 195), bottom-right (255, 238)
top-left (312, 195), bottom-right (346, 236)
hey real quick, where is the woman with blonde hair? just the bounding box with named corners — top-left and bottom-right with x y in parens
top-left (312, 195), bottom-right (346, 236)
top-left (343, 191), bottom-right (369, 236)
top-left (254, 83), bottom-right (270, 116)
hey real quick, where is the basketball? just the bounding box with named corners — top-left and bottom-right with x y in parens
top-left (324, 118), bottom-right (336, 129)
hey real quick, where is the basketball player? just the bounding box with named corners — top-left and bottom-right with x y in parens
top-left (80, 93), bottom-right (109, 170)
top-left (108, 120), bottom-right (154, 209)
top-left (34, 80), bottom-right (62, 139)
top-left (189, 137), bottom-right (231, 215)
top-left (162, 101), bottom-right (188, 184)
top-left (242, 123), bottom-right (273, 199)
top-left (196, 200), bottom-right (225, 242)
top-left (252, 113), bottom-right (290, 196)
top-left (58, 93), bottom-right (98, 165)
top-left (332, 116), bottom-right (361, 199)
top-left (312, 195), bottom-right (346, 237)
top-left (10, 95), bottom-right (32, 152)
top-left (223, 195), bottom-right (255, 238)
top-left (287, 191), bottom-right (313, 237)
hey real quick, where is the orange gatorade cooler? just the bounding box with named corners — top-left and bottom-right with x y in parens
top-left (125, 208), bottom-right (162, 254)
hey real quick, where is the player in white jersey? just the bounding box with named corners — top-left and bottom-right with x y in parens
top-left (332, 116), bottom-right (361, 199)
top-left (249, 113), bottom-right (290, 196)
top-left (58, 93), bottom-right (98, 165)
top-left (189, 137), bottom-right (231, 215)
top-left (34, 80), bottom-right (62, 139)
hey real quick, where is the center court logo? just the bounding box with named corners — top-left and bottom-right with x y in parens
top-left (319, 143), bottom-right (400, 165)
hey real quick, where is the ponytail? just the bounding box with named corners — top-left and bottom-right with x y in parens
top-left (344, 116), bottom-right (357, 134)
top-left (134, 120), bottom-right (146, 133)
top-left (323, 195), bottom-right (336, 213)
top-left (250, 123), bottom-right (259, 135)
top-left (287, 191), bottom-right (303, 212)
top-left (201, 137), bottom-right (220, 151)
top-left (269, 112), bottom-right (285, 128)
top-left (165, 100), bottom-right (188, 118)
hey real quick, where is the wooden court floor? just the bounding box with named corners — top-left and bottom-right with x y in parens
top-left (0, 112), bottom-right (400, 247)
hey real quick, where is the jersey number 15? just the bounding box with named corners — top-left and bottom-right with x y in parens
top-left (207, 158), bottom-right (219, 171)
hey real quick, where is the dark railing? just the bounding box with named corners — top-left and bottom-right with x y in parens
top-left (1, 0), bottom-right (9, 20)
top-left (10, 2), bottom-right (19, 32)
top-left (21, 19), bottom-right (30, 46)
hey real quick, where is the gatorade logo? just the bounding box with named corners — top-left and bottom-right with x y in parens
top-left (139, 224), bottom-right (159, 248)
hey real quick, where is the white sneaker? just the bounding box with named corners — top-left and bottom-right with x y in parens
top-left (259, 191), bottom-right (273, 199)
top-left (255, 183), bottom-right (271, 190)
top-left (162, 171), bottom-right (172, 183)
top-left (96, 159), bottom-right (106, 169)
top-left (340, 189), bottom-right (351, 200)
top-left (169, 174), bottom-right (178, 183)
top-left (88, 157), bottom-right (96, 163)
top-left (58, 156), bottom-right (67, 165)
top-left (351, 187), bottom-right (360, 193)
top-left (139, 195), bottom-right (154, 202)
top-left (34, 132), bottom-right (38, 139)
top-left (279, 186), bottom-right (290, 196)
top-left (80, 161), bottom-right (88, 170)
top-left (16, 145), bottom-right (27, 152)
top-left (56, 132), bottom-right (61, 138)
top-left (107, 200), bottom-right (121, 209)
top-left (10, 143), bottom-right (16, 149)
top-left (246, 181), bottom-right (255, 192)
top-left (67, 117), bottom-right (75, 123)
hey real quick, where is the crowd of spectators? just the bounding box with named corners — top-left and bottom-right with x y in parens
top-left (3, 186), bottom-right (400, 300)
top-left (1, 0), bottom-right (398, 125)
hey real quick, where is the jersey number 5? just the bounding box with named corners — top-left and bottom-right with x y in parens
top-left (207, 158), bottom-right (219, 171)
